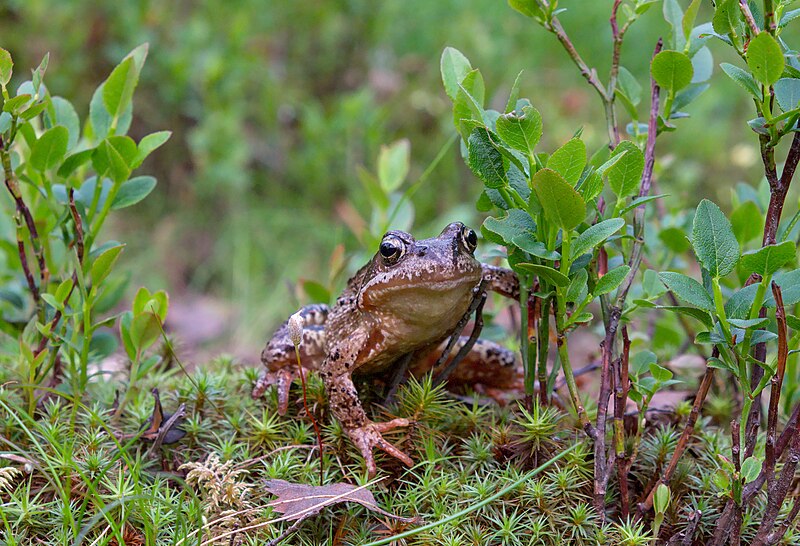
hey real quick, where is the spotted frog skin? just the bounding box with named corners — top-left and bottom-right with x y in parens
top-left (253, 222), bottom-right (520, 475)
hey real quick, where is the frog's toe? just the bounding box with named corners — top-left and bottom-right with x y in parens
top-left (349, 421), bottom-right (413, 476)
top-left (274, 368), bottom-right (294, 415)
top-left (251, 368), bottom-right (295, 416)
top-left (251, 372), bottom-right (271, 399)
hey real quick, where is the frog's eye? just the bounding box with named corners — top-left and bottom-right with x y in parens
top-left (461, 227), bottom-right (478, 253)
top-left (379, 236), bottom-right (404, 264)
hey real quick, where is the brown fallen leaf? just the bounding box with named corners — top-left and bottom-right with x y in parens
top-left (265, 479), bottom-right (416, 523)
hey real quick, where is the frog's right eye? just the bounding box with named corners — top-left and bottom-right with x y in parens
top-left (379, 237), bottom-right (404, 264)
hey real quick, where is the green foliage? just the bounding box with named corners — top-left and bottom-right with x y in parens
top-left (0, 47), bottom-right (169, 413)
top-left (691, 199), bottom-right (740, 278)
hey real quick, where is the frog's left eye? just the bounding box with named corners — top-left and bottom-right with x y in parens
top-left (461, 227), bottom-right (478, 253)
top-left (379, 236), bottom-right (405, 264)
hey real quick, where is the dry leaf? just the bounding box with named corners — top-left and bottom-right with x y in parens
top-left (265, 479), bottom-right (415, 523)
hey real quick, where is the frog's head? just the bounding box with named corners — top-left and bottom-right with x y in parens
top-left (358, 222), bottom-right (483, 317)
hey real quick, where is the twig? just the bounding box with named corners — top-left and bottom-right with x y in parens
top-left (15, 217), bottom-right (39, 304)
top-left (752, 420), bottom-right (800, 545)
top-left (1, 136), bottom-right (48, 309)
top-left (614, 326), bottom-right (632, 518)
top-left (764, 283), bottom-right (787, 488)
top-left (665, 509), bottom-right (701, 546)
top-left (607, 0), bottom-right (627, 147)
top-left (750, 283), bottom-right (795, 545)
top-left (539, 6), bottom-right (608, 102)
top-left (639, 350), bottom-right (715, 515)
top-left (764, 0), bottom-right (776, 33)
top-left (738, 0), bottom-right (761, 35)
top-left (768, 494), bottom-right (800, 544)
top-left (731, 419), bottom-right (743, 546)
top-left (595, 37), bottom-right (662, 518)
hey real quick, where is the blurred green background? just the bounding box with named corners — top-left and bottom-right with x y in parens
top-left (0, 0), bottom-right (764, 358)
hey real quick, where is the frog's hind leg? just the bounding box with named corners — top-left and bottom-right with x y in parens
top-left (413, 337), bottom-right (522, 404)
top-left (252, 304), bottom-right (329, 414)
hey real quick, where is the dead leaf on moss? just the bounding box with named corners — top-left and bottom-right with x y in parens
top-left (265, 479), bottom-right (416, 523)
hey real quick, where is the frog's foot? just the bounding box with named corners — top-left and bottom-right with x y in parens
top-left (347, 419), bottom-right (413, 476)
top-left (251, 368), bottom-right (296, 415)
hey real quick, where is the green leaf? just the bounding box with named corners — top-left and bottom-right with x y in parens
top-left (495, 105), bottom-right (542, 156)
top-left (692, 199), bottom-right (740, 277)
top-left (103, 44), bottom-right (148, 126)
top-left (512, 232), bottom-right (561, 260)
top-left (595, 265), bottom-right (630, 296)
top-left (453, 69), bottom-right (485, 136)
top-left (30, 125), bottom-right (69, 171)
top-left (691, 47), bottom-right (713, 84)
top-left (739, 241), bottom-right (796, 276)
top-left (130, 312), bottom-right (161, 353)
top-left (49, 97), bottom-right (80, 150)
top-left (579, 171), bottom-right (604, 203)
top-left (708, 356), bottom-right (737, 374)
top-left (619, 194), bottom-right (669, 216)
top-left (440, 47), bottom-right (473, 101)
top-left (607, 141), bottom-right (644, 198)
top-left (532, 168), bottom-right (586, 231)
top-left (468, 128), bottom-right (507, 189)
top-left (378, 139), bottom-right (410, 193)
top-left (663, 0), bottom-right (686, 50)
top-left (2, 95), bottom-right (30, 115)
top-left (674, 83), bottom-right (710, 111)
top-left (774, 78), bottom-right (800, 112)
top-left (93, 136), bottom-right (136, 183)
top-left (726, 284), bottom-right (759, 319)
top-left (505, 70), bottom-right (524, 113)
top-left (547, 138), bottom-right (586, 185)
top-left (682, 0), bottom-right (702, 40)
top-left (654, 484), bottom-right (671, 514)
top-left (133, 130), bottom-right (171, 168)
top-left (41, 293), bottom-right (62, 311)
top-left (730, 200), bottom-right (765, 244)
top-left (720, 63), bottom-right (761, 99)
top-left (19, 102), bottom-right (47, 121)
top-left (780, 8), bottom-right (800, 27)
top-left (741, 457), bottom-right (762, 484)
top-left (515, 263), bottom-right (570, 287)
top-left (90, 244), bottom-right (125, 286)
top-left (649, 363), bottom-right (673, 383)
top-left (747, 32), bottom-right (785, 86)
top-left (0, 48), bottom-right (12, 86)
top-left (571, 218), bottom-right (625, 260)
top-left (302, 280), bottom-right (331, 304)
top-left (57, 149), bottom-right (94, 178)
top-left (658, 271), bottom-right (714, 311)
top-left (631, 350), bottom-right (657, 375)
top-left (482, 209), bottom-right (537, 246)
top-left (566, 269), bottom-right (589, 303)
top-left (655, 305), bottom-right (714, 328)
top-left (651, 50), bottom-right (694, 93)
top-left (111, 176), bottom-right (157, 210)
top-left (55, 278), bottom-right (73, 305)
top-left (713, 0), bottom-right (742, 35)
top-left (728, 317), bottom-right (769, 329)
top-left (618, 66), bottom-right (642, 107)
top-left (508, 0), bottom-right (545, 19)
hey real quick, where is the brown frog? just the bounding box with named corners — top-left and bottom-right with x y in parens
top-left (253, 222), bottom-right (520, 475)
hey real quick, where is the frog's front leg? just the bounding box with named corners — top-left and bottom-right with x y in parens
top-left (252, 304), bottom-right (328, 413)
top-left (323, 335), bottom-right (413, 476)
top-left (482, 264), bottom-right (520, 300)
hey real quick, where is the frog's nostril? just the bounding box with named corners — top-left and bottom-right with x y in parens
top-left (416, 245), bottom-right (427, 256)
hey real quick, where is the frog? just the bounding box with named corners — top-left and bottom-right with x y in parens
top-left (252, 222), bottom-right (521, 475)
